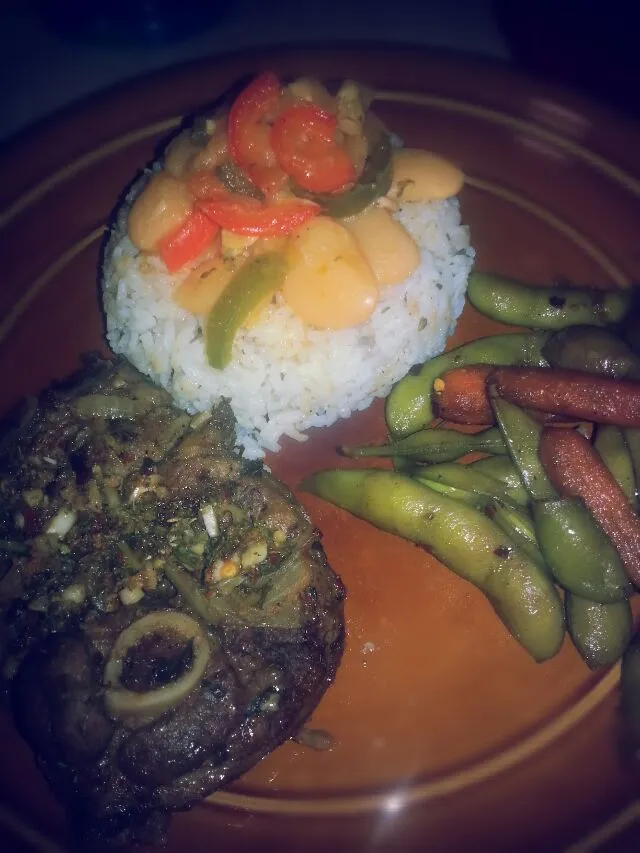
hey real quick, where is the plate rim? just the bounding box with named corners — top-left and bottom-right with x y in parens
top-left (0, 63), bottom-right (638, 830)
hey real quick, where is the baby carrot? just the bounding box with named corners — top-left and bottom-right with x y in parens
top-left (432, 365), bottom-right (495, 424)
top-left (490, 367), bottom-right (640, 427)
top-left (539, 427), bottom-right (640, 586)
top-left (432, 365), bottom-right (580, 428)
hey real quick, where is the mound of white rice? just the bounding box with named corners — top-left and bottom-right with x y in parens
top-left (102, 199), bottom-right (474, 458)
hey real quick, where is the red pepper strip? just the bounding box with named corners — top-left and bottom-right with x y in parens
top-left (228, 71), bottom-right (281, 170)
top-left (156, 208), bottom-right (220, 272)
top-left (198, 196), bottom-right (319, 237)
top-left (272, 104), bottom-right (356, 193)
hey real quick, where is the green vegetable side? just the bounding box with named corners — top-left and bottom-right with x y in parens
top-left (385, 331), bottom-right (551, 438)
top-left (306, 270), bottom-right (640, 681)
top-left (466, 272), bottom-right (631, 329)
top-left (301, 469), bottom-right (564, 662)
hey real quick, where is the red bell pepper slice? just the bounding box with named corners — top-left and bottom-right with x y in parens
top-left (198, 196), bottom-right (319, 237)
top-left (271, 104), bottom-right (356, 193)
top-left (156, 208), bottom-right (220, 272)
top-left (228, 71), bottom-right (281, 170)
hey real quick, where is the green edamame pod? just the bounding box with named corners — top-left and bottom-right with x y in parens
top-left (392, 456), bottom-right (417, 474)
top-left (413, 477), bottom-right (485, 509)
top-left (413, 476), bottom-right (547, 570)
top-left (302, 469), bottom-right (564, 661)
top-left (341, 426), bottom-right (507, 463)
top-left (467, 272), bottom-right (631, 330)
top-left (543, 325), bottom-right (640, 379)
top-left (468, 456), bottom-right (529, 506)
top-left (623, 427), bottom-right (640, 498)
top-left (418, 482), bottom-right (547, 571)
top-left (621, 630), bottom-right (640, 751)
top-left (532, 498), bottom-right (631, 602)
top-left (413, 462), bottom-right (527, 508)
top-left (385, 332), bottom-right (550, 438)
top-left (485, 499), bottom-right (548, 572)
top-left (490, 397), bottom-right (556, 501)
top-left (594, 425), bottom-right (638, 509)
top-left (566, 594), bottom-right (632, 669)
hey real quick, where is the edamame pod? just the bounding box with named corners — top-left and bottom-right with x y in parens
top-left (392, 456), bottom-right (417, 474)
top-left (412, 477), bottom-right (486, 509)
top-left (543, 326), bottom-right (640, 379)
top-left (341, 426), bottom-right (507, 463)
top-left (412, 475), bottom-right (547, 570)
top-left (623, 427), bottom-right (640, 498)
top-left (566, 594), bottom-right (632, 669)
top-left (485, 499), bottom-right (548, 572)
top-left (467, 273), bottom-right (631, 330)
top-left (385, 332), bottom-right (550, 438)
top-left (302, 469), bottom-right (564, 661)
top-left (594, 425), bottom-right (638, 509)
top-left (532, 498), bottom-right (631, 602)
top-left (413, 462), bottom-right (528, 508)
top-left (490, 396), bottom-right (556, 501)
top-left (468, 456), bottom-right (529, 506)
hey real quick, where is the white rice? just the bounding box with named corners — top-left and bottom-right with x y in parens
top-left (102, 199), bottom-right (474, 458)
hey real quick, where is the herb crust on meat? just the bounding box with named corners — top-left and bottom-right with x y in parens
top-left (0, 355), bottom-right (345, 847)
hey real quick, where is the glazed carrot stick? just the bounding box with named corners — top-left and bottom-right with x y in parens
top-left (490, 367), bottom-right (640, 427)
top-left (433, 365), bottom-right (582, 427)
top-left (432, 365), bottom-right (494, 424)
top-left (539, 427), bottom-right (640, 586)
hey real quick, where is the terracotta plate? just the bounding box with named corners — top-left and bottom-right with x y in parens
top-left (1, 47), bottom-right (639, 853)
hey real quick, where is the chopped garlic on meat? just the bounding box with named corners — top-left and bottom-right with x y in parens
top-left (120, 586), bottom-right (145, 606)
top-left (200, 504), bottom-right (219, 538)
top-left (241, 540), bottom-right (268, 569)
top-left (46, 508), bottom-right (77, 538)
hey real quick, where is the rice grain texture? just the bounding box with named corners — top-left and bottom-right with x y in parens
top-left (103, 199), bottom-right (474, 457)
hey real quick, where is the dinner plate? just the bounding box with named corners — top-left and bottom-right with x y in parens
top-left (1, 46), bottom-right (639, 853)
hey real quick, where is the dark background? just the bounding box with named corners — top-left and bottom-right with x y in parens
top-left (4, 1), bottom-right (640, 141)
top-left (494, 1), bottom-right (640, 118)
